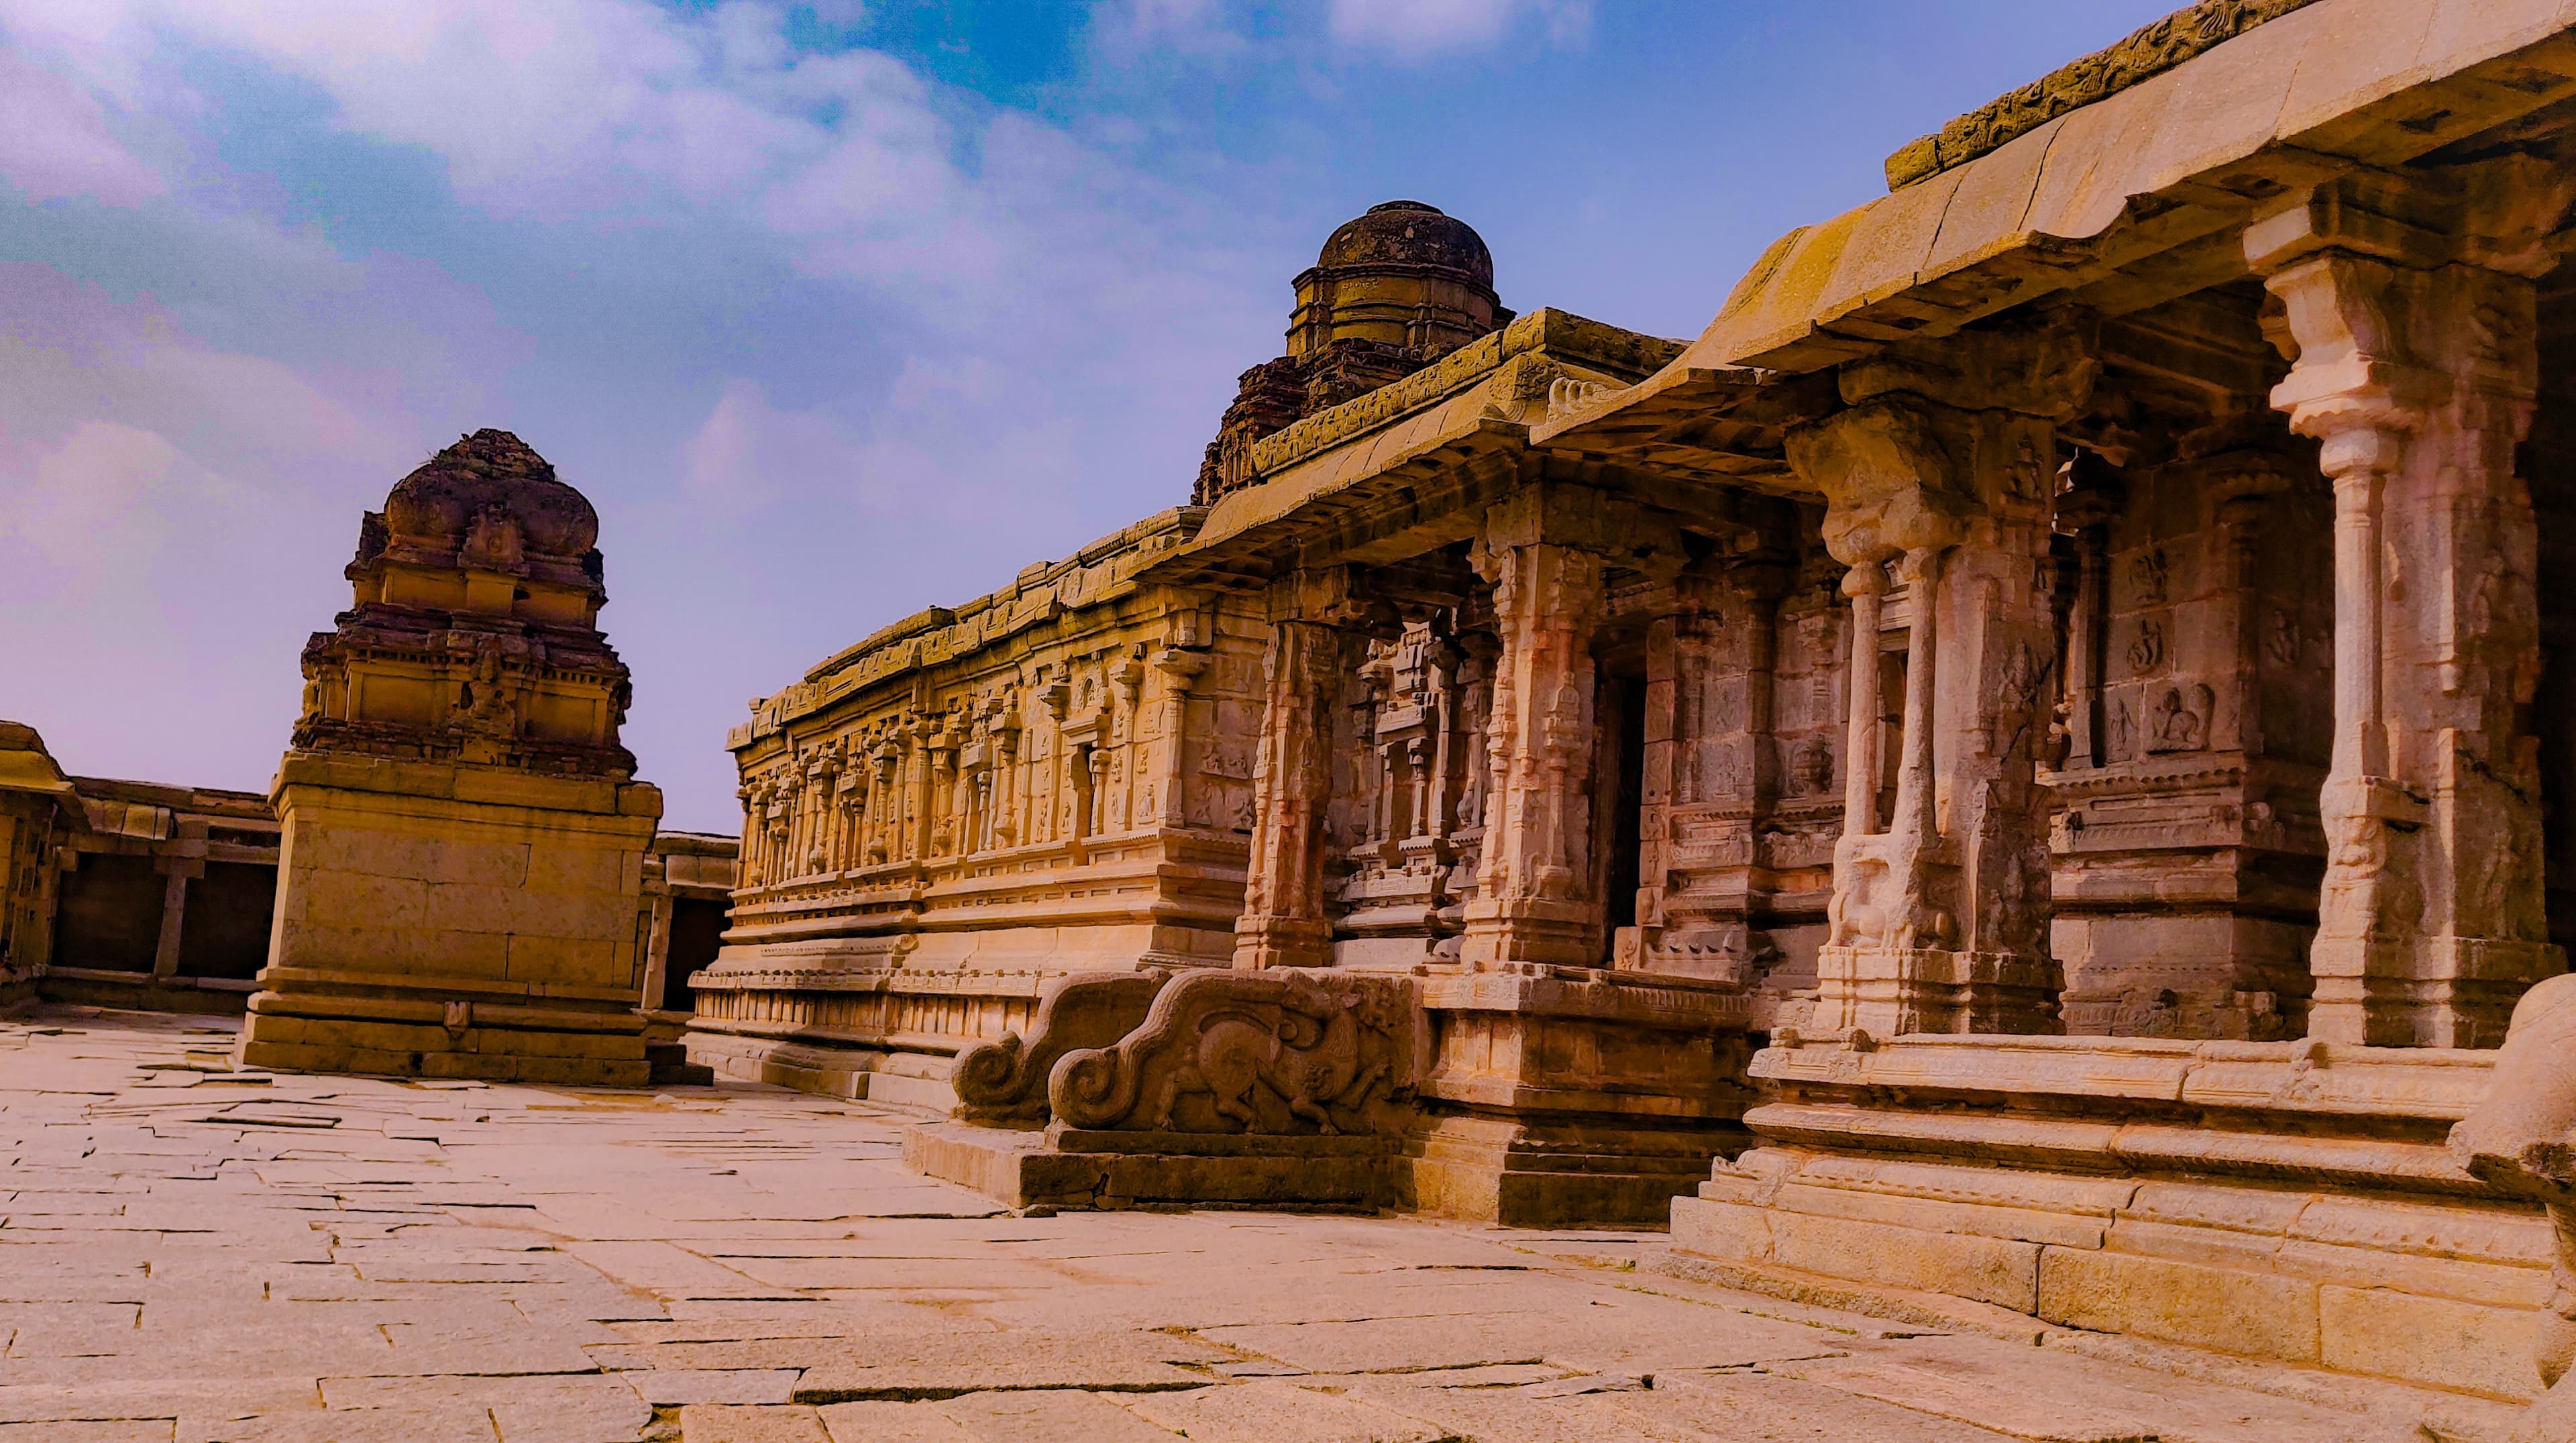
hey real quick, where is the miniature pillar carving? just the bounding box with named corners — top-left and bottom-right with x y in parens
top-left (2254, 191), bottom-right (2569, 1045)
top-left (1152, 641), bottom-right (1210, 831)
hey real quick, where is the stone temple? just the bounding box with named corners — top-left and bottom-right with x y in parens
top-left (21, 1), bottom-right (2576, 1436)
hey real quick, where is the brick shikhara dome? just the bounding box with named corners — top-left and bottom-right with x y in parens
top-left (1194, 201), bottom-right (1513, 506)
top-left (1313, 200), bottom-right (1495, 289)
top-left (300, 427), bottom-right (635, 778)
top-left (382, 429), bottom-right (601, 563)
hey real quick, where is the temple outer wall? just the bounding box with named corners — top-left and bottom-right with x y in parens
top-left (238, 753), bottom-right (662, 1083)
top-left (686, 506), bottom-right (1265, 1109)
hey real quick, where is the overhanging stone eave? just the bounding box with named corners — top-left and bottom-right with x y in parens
top-left (1241, 307), bottom-right (1685, 482)
top-left (1140, 417), bottom-right (1531, 588)
top-left (1631, 0), bottom-right (2576, 391)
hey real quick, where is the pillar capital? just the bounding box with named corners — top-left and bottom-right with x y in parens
top-left (1785, 398), bottom-right (1970, 574)
top-left (2257, 251), bottom-right (2446, 449)
top-left (1839, 559), bottom-right (1889, 600)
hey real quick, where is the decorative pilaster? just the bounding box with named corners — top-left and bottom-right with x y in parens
top-left (1151, 626), bottom-right (1211, 831)
top-left (2251, 171), bottom-right (2570, 1046)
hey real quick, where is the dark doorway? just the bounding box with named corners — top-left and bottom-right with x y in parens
top-left (660, 898), bottom-right (731, 1012)
top-left (1605, 672), bottom-right (1648, 943)
top-left (178, 861), bottom-right (278, 980)
top-left (52, 853), bottom-right (164, 972)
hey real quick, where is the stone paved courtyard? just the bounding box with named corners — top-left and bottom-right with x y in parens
top-left (0, 1006), bottom-right (2455, 1442)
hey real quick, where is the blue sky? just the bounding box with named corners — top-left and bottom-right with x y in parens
top-left (0, 0), bottom-right (2176, 831)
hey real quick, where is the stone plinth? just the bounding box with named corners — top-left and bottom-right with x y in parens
top-left (1666, 1033), bottom-right (2549, 1402)
top-left (905, 1122), bottom-right (1396, 1213)
top-left (239, 753), bottom-right (659, 1083)
top-left (236, 430), bottom-right (662, 1083)
top-left (1405, 965), bottom-right (1753, 1226)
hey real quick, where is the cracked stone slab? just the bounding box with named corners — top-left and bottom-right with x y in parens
top-left (0, 1010), bottom-right (2479, 1443)
top-left (790, 1330), bottom-right (1224, 1402)
top-left (1121, 1378), bottom-right (1451, 1442)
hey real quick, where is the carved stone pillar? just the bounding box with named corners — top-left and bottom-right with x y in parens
top-left (2055, 463), bottom-right (2124, 771)
top-left (1790, 375), bottom-right (2075, 1037)
top-left (1458, 500), bottom-right (1610, 969)
top-left (866, 741), bottom-right (899, 865)
top-left (1407, 484), bottom-right (1748, 1227)
top-left (1234, 586), bottom-right (1362, 969)
top-left (2252, 174), bottom-right (2569, 1047)
top-left (1639, 549), bottom-right (1795, 981)
top-left (1839, 563), bottom-right (1889, 837)
top-left (735, 784), bottom-right (761, 888)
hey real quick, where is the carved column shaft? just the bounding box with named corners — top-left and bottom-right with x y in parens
top-left (1840, 566), bottom-right (1888, 834)
top-left (2258, 225), bottom-right (2564, 1047)
top-left (1888, 547), bottom-right (1941, 860)
top-left (1460, 533), bottom-right (1607, 968)
top-left (1794, 389), bottom-right (2069, 1038)
top-left (905, 729), bottom-right (934, 863)
top-left (1234, 618), bottom-right (1345, 969)
top-left (1153, 647), bottom-right (1208, 831)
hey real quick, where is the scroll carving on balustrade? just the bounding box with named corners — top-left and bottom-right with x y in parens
top-left (951, 971), bottom-right (1169, 1124)
top-left (1046, 970), bottom-right (1417, 1135)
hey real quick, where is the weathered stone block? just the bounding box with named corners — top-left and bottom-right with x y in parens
top-left (1669, 1195), bottom-right (1777, 1265)
top-left (2318, 1283), bottom-right (2542, 1399)
top-left (2037, 1246), bottom-right (2318, 1361)
top-left (1770, 1210), bottom-right (2043, 1315)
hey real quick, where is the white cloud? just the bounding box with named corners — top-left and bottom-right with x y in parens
top-left (1326, 0), bottom-right (1591, 57)
top-left (0, 264), bottom-right (400, 488)
top-left (0, 46), bottom-right (166, 205)
top-left (0, 421), bottom-right (196, 582)
top-left (1089, 0), bottom-right (1247, 59)
top-left (682, 378), bottom-right (864, 509)
top-left (0, 0), bottom-right (1275, 819)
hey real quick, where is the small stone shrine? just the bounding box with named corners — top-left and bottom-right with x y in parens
top-left (235, 430), bottom-right (664, 1083)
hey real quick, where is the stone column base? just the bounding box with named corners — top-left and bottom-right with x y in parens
top-left (1813, 944), bottom-right (2062, 1036)
top-left (2309, 934), bottom-right (2565, 1049)
top-left (1456, 897), bottom-right (1599, 967)
top-left (1232, 916), bottom-right (1334, 969)
top-left (235, 754), bottom-right (660, 1086)
top-left (1399, 1112), bottom-right (1748, 1226)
